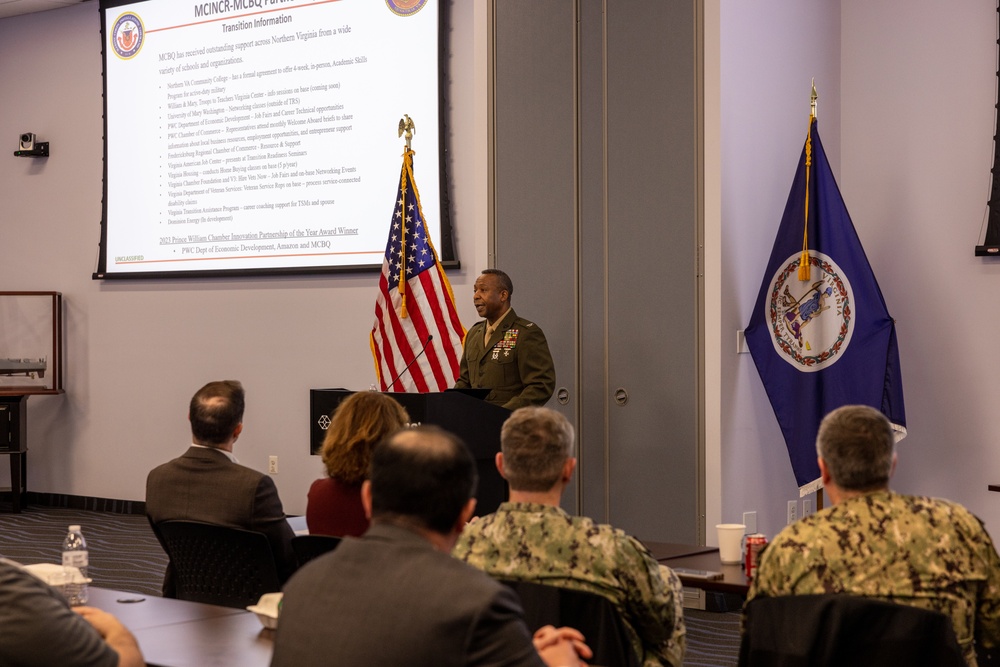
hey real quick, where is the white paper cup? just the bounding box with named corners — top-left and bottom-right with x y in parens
top-left (716, 523), bottom-right (746, 564)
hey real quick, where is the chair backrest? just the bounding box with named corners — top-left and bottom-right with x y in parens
top-left (501, 579), bottom-right (640, 667)
top-left (291, 534), bottom-right (342, 568)
top-left (739, 594), bottom-right (966, 667)
top-left (153, 520), bottom-right (282, 609)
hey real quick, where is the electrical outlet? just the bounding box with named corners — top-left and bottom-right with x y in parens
top-left (268, 456), bottom-right (278, 474)
top-left (787, 500), bottom-right (798, 524)
top-left (802, 498), bottom-right (814, 517)
top-left (742, 511), bottom-right (757, 535)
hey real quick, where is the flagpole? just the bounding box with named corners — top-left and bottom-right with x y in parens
top-left (396, 114), bottom-right (417, 318)
top-left (809, 81), bottom-right (826, 513)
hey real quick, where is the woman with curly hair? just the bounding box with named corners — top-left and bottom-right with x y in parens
top-left (305, 392), bottom-right (409, 536)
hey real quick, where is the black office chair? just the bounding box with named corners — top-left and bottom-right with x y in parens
top-left (291, 534), bottom-right (342, 568)
top-left (152, 520), bottom-right (282, 609)
top-left (739, 594), bottom-right (966, 667)
top-left (501, 579), bottom-right (640, 667)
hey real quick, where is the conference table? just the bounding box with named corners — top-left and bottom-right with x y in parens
top-left (88, 587), bottom-right (273, 667)
top-left (86, 537), bottom-right (744, 665)
top-left (644, 541), bottom-right (751, 597)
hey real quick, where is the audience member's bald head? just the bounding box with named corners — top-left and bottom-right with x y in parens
top-left (189, 380), bottom-right (244, 446)
top-left (369, 426), bottom-right (478, 534)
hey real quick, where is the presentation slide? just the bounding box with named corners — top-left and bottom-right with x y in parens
top-left (97, 0), bottom-right (442, 277)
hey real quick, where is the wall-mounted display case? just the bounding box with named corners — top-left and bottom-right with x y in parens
top-left (0, 292), bottom-right (64, 396)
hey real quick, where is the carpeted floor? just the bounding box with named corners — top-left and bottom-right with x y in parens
top-left (0, 504), bottom-right (742, 665)
top-left (683, 608), bottom-right (741, 666)
top-left (0, 505), bottom-right (168, 596)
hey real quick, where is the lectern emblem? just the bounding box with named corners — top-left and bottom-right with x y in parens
top-left (111, 12), bottom-right (144, 61)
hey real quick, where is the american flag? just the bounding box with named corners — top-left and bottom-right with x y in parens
top-left (370, 150), bottom-right (465, 392)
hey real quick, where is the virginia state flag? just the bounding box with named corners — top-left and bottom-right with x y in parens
top-left (745, 117), bottom-right (906, 490)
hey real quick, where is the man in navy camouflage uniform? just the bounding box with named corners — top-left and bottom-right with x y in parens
top-left (747, 404), bottom-right (1000, 666)
top-left (453, 406), bottom-right (685, 667)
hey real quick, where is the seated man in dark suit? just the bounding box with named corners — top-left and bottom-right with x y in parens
top-left (145, 380), bottom-right (296, 595)
top-left (272, 425), bottom-right (591, 667)
top-left (747, 405), bottom-right (1000, 665)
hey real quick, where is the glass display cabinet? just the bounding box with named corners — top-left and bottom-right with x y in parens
top-left (0, 291), bottom-right (64, 512)
top-left (0, 291), bottom-right (63, 395)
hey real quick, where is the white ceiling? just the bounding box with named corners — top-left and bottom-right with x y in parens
top-left (0, 0), bottom-right (87, 20)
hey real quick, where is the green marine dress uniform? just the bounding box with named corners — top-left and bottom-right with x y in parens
top-left (747, 490), bottom-right (1000, 666)
top-left (455, 309), bottom-right (555, 410)
top-left (454, 502), bottom-right (686, 667)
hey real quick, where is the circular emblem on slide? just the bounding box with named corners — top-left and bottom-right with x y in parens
top-left (385, 0), bottom-right (428, 17)
top-left (111, 12), bottom-right (144, 60)
top-left (765, 251), bottom-right (854, 372)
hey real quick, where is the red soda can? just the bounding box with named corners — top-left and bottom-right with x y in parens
top-left (744, 533), bottom-right (768, 579)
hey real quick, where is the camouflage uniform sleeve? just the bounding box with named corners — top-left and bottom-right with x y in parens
top-left (742, 537), bottom-right (790, 635)
top-left (657, 564), bottom-right (687, 667)
top-left (452, 514), bottom-right (497, 571)
top-left (618, 536), bottom-right (679, 667)
top-left (453, 523), bottom-right (475, 561)
top-left (962, 511), bottom-right (1000, 650)
top-left (742, 526), bottom-right (813, 638)
top-left (502, 322), bottom-right (555, 410)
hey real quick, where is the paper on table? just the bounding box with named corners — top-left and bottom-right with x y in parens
top-left (247, 592), bottom-right (284, 630)
top-left (21, 562), bottom-right (92, 586)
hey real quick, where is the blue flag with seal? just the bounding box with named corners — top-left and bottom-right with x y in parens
top-left (744, 116), bottom-right (906, 491)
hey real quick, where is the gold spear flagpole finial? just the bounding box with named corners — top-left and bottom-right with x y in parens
top-left (810, 78), bottom-right (818, 120)
top-left (398, 114), bottom-right (416, 152)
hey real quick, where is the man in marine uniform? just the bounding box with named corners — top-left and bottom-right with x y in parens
top-left (453, 406), bottom-right (685, 667)
top-left (747, 404), bottom-right (1000, 665)
top-left (454, 269), bottom-right (555, 410)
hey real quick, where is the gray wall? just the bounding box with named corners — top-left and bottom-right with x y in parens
top-left (3, 0), bottom-right (1000, 547)
top-left (492, 1), bottom-right (701, 543)
top-left (719, 0), bottom-right (1000, 540)
top-left (719, 0), bottom-right (842, 538)
top-left (0, 0), bottom-right (487, 515)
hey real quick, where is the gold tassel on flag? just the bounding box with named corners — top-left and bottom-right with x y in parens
top-left (397, 151), bottom-right (413, 319)
top-left (799, 82), bottom-right (818, 282)
top-left (395, 114), bottom-right (418, 319)
top-left (798, 121), bottom-right (811, 281)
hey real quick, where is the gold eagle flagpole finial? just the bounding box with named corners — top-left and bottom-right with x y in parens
top-left (398, 114), bottom-right (416, 152)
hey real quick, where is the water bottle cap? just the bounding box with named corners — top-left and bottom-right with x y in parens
top-left (69, 525), bottom-right (81, 532)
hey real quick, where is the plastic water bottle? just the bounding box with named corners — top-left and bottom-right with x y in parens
top-left (61, 524), bottom-right (89, 605)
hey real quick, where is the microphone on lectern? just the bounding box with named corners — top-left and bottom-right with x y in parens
top-left (385, 335), bottom-right (434, 390)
